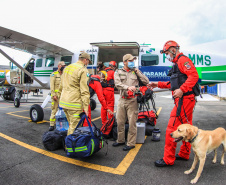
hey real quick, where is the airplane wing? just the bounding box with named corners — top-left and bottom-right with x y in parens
top-left (0, 26), bottom-right (73, 56)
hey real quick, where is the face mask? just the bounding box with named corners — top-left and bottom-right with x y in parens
top-left (166, 53), bottom-right (173, 62)
top-left (60, 66), bottom-right (65, 71)
top-left (128, 61), bottom-right (135, 69)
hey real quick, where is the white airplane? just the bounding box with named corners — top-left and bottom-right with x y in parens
top-left (1, 26), bottom-right (226, 122)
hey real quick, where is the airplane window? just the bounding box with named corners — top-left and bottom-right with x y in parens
top-left (36, 59), bottom-right (43, 67)
top-left (141, 54), bottom-right (159, 66)
top-left (61, 56), bottom-right (72, 65)
top-left (45, 57), bottom-right (55, 67)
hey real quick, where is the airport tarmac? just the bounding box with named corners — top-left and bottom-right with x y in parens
top-left (0, 90), bottom-right (225, 185)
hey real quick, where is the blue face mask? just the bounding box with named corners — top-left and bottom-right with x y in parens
top-left (128, 61), bottom-right (135, 69)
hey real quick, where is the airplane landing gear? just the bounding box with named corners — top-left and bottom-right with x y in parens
top-left (14, 98), bottom-right (20, 107)
top-left (14, 90), bottom-right (23, 108)
top-left (30, 104), bottom-right (44, 122)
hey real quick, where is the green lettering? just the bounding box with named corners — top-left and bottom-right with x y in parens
top-left (197, 55), bottom-right (203, 65)
top-left (188, 54), bottom-right (196, 65)
top-left (204, 55), bottom-right (211, 66)
top-left (163, 54), bottom-right (166, 63)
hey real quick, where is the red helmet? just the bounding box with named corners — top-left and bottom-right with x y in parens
top-left (109, 61), bottom-right (117, 67)
top-left (160, 40), bottom-right (180, 54)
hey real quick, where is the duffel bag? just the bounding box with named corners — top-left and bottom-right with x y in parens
top-left (100, 116), bottom-right (115, 138)
top-left (65, 113), bottom-right (104, 158)
top-left (112, 123), bottom-right (129, 141)
top-left (137, 111), bottom-right (156, 126)
top-left (42, 130), bottom-right (67, 151)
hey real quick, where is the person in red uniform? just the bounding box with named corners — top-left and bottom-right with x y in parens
top-left (101, 61), bottom-right (116, 124)
top-left (83, 74), bottom-right (113, 126)
top-left (147, 40), bottom-right (199, 167)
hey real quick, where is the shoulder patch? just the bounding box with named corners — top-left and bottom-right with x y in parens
top-left (51, 74), bottom-right (55, 77)
top-left (132, 71), bottom-right (135, 75)
top-left (184, 61), bottom-right (191, 70)
top-left (87, 72), bottom-right (90, 77)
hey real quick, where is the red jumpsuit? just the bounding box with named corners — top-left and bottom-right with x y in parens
top-left (101, 67), bottom-right (115, 124)
top-left (158, 53), bottom-right (199, 165)
top-left (83, 75), bottom-right (108, 126)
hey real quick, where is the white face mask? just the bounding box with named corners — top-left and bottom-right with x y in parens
top-left (166, 53), bottom-right (173, 62)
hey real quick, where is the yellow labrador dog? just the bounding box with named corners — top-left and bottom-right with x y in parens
top-left (171, 124), bottom-right (226, 184)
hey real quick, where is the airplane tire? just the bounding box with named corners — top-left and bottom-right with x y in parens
top-left (10, 90), bottom-right (15, 101)
top-left (3, 94), bottom-right (9, 100)
top-left (30, 104), bottom-right (44, 122)
top-left (14, 98), bottom-right (20, 108)
top-left (90, 98), bottom-right (96, 110)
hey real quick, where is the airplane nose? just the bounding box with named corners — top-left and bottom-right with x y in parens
top-left (6, 71), bottom-right (12, 85)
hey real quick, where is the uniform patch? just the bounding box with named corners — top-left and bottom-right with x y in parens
top-left (184, 61), bottom-right (191, 70)
top-left (132, 71), bottom-right (135, 75)
top-left (86, 72), bottom-right (90, 77)
top-left (51, 74), bottom-right (54, 77)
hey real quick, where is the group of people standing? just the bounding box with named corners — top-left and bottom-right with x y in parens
top-left (48, 40), bottom-right (199, 167)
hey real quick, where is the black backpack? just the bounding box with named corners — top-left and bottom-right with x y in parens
top-left (42, 130), bottom-right (67, 151)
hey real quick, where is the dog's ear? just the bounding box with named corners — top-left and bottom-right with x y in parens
top-left (186, 128), bottom-right (193, 140)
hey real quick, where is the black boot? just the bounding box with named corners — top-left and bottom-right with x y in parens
top-left (154, 159), bottom-right (172, 167)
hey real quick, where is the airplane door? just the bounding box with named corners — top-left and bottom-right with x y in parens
top-left (24, 58), bottom-right (35, 83)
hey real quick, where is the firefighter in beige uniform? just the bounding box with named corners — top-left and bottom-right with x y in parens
top-left (59, 53), bottom-right (90, 135)
top-left (113, 54), bottom-right (149, 151)
top-left (49, 61), bottom-right (66, 131)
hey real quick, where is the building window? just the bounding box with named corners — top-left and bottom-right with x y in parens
top-left (141, 54), bottom-right (159, 66)
top-left (36, 58), bottom-right (42, 67)
top-left (45, 57), bottom-right (55, 67)
top-left (60, 56), bottom-right (72, 66)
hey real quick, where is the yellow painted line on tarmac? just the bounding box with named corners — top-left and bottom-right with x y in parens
top-left (91, 111), bottom-right (117, 122)
top-left (1, 107), bottom-right (162, 175)
top-left (157, 107), bottom-right (162, 116)
top-left (0, 132), bottom-right (145, 175)
top-left (6, 107), bottom-right (51, 123)
top-left (0, 103), bottom-right (32, 108)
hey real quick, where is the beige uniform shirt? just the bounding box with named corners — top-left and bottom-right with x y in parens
top-left (59, 61), bottom-right (90, 111)
top-left (114, 68), bottom-right (149, 98)
top-left (50, 70), bottom-right (61, 97)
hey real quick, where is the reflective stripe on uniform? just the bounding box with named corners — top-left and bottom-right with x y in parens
top-left (59, 101), bottom-right (82, 108)
top-left (73, 114), bottom-right (80, 118)
top-left (55, 90), bottom-right (59, 92)
top-left (50, 118), bottom-right (56, 122)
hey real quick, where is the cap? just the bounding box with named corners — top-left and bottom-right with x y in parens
top-left (58, 61), bottom-right (66, 66)
top-left (79, 52), bottom-right (91, 61)
top-left (123, 54), bottom-right (137, 62)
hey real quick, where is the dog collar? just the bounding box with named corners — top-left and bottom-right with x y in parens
top-left (189, 130), bottom-right (199, 143)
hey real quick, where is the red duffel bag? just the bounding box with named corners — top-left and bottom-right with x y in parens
top-left (137, 110), bottom-right (157, 126)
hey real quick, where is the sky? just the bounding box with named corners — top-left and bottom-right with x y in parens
top-left (0, 0), bottom-right (226, 65)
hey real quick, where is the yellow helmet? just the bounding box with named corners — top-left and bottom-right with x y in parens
top-left (98, 70), bottom-right (108, 81)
